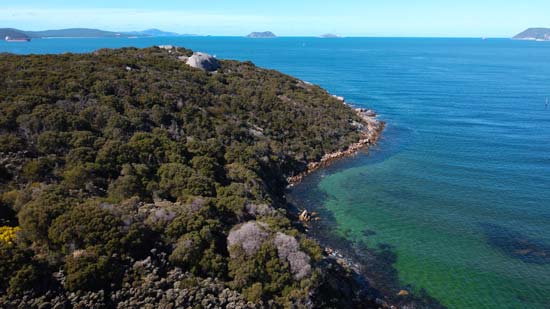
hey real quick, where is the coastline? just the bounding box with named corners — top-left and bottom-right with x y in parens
top-left (287, 104), bottom-right (385, 186)
top-left (285, 99), bottom-right (444, 307)
top-left (286, 134), bottom-right (446, 308)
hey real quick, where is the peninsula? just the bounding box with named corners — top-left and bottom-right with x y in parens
top-left (0, 46), bottom-right (398, 308)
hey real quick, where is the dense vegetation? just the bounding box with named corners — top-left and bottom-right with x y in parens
top-left (0, 47), bottom-right (370, 307)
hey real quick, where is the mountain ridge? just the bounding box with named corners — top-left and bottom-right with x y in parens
top-left (0, 28), bottom-right (196, 40)
top-left (125, 28), bottom-right (195, 37)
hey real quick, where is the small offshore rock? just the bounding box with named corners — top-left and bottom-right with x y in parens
top-left (397, 290), bottom-right (410, 296)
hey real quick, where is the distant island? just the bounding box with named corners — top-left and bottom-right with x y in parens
top-left (320, 34), bottom-right (342, 38)
top-left (513, 28), bottom-right (550, 41)
top-left (125, 28), bottom-right (197, 37)
top-left (246, 31), bottom-right (277, 38)
top-left (1, 28), bottom-right (193, 41)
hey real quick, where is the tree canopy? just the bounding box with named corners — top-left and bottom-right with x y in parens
top-left (0, 46), bottom-right (368, 307)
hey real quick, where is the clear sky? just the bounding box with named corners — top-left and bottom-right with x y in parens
top-left (1, 0), bottom-right (548, 37)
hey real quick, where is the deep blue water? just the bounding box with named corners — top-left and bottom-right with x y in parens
top-left (2, 37), bottom-right (550, 308)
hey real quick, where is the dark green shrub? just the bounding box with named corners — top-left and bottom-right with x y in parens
top-left (0, 134), bottom-right (24, 153)
top-left (7, 263), bottom-right (49, 296)
top-left (69, 131), bottom-right (98, 148)
top-left (37, 131), bottom-right (70, 155)
top-left (0, 242), bottom-right (32, 292)
top-left (21, 157), bottom-right (56, 182)
top-left (66, 147), bottom-right (97, 166)
top-left (65, 248), bottom-right (120, 291)
top-left (48, 202), bottom-right (124, 254)
top-left (244, 282), bottom-right (264, 302)
top-left (62, 163), bottom-right (102, 190)
top-left (107, 164), bottom-right (151, 201)
top-left (157, 163), bottom-right (193, 200)
top-left (169, 232), bottom-right (203, 269)
top-left (18, 186), bottom-right (76, 244)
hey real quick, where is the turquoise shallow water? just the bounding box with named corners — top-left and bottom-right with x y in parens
top-left (2, 37), bottom-right (550, 308)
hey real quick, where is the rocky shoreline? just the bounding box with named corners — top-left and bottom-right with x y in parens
top-left (286, 101), bottom-right (446, 308)
top-left (287, 103), bottom-right (385, 186)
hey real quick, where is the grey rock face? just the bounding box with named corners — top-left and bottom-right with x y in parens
top-left (185, 52), bottom-right (220, 72)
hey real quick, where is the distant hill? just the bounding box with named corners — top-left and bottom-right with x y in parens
top-left (126, 28), bottom-right (181, 37)
top-left (24, 28), bottom-right (138, 38)
top-left (0, 28), bottom-right (30, 40)
top-left (513, 28), bottom-right (550, 41)
top-left (1, 28), bottom-right (194, 40)
top-left (246, 31), bottom-right (277, 38)
top-left (320, 33), bottom-right (341, 38)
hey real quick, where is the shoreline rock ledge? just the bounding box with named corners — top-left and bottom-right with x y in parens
top-left (287, 107), bottom-right (385, 186)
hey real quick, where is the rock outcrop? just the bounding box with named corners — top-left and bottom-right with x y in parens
top-left (182, 52), bottom-right (220, 72)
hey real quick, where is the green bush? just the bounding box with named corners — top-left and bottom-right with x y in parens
top-left (37, 131), bottom-right (69, 155)
top-left (48, 202), bottom-right (124, 254)
top-left (7, 263), bottom-right (49, 296)
top-left (0, 242), bottom-right (32, 292)
top-left (0, 133), bottom-right (25, 153)
top-left (244, 282), bottom-right (264, 302)
top-left (65, 248), bottom-right (120, 291)
top-left (228, 242), bottom-right (293, 300)
top-left (169, 232), bottom-right (203, 270)
top-left (18, 185), bottom-right (76, 244)
top-left (107, 164), bottom-right (151, 202)
top-left (62, 163), bottom-right (101, 190)
top-left (21, 157), bottom-right (56, 182)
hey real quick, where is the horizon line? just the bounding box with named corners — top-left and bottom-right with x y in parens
top-left (1, 26), bottom-right (528, 39)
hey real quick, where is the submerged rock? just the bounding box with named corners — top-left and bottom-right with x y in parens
top-left (398, 290), bottom-right (410, 297)
top-left (299, 210), bottom-right (311, 222)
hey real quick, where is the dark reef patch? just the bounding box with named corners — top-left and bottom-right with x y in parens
top-left (362, 229), bottom-right (377, 238)
top-left (481, 223), bottom-right (550, 264)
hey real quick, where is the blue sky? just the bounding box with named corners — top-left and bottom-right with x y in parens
top-left (1, 0), bottom-right (548, 37)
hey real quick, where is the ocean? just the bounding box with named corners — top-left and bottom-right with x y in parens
top-left (2, 36), bottom-right (550, 308)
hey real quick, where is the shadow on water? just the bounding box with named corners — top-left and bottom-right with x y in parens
top-left (480, 223), bottom-right (550, 265)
